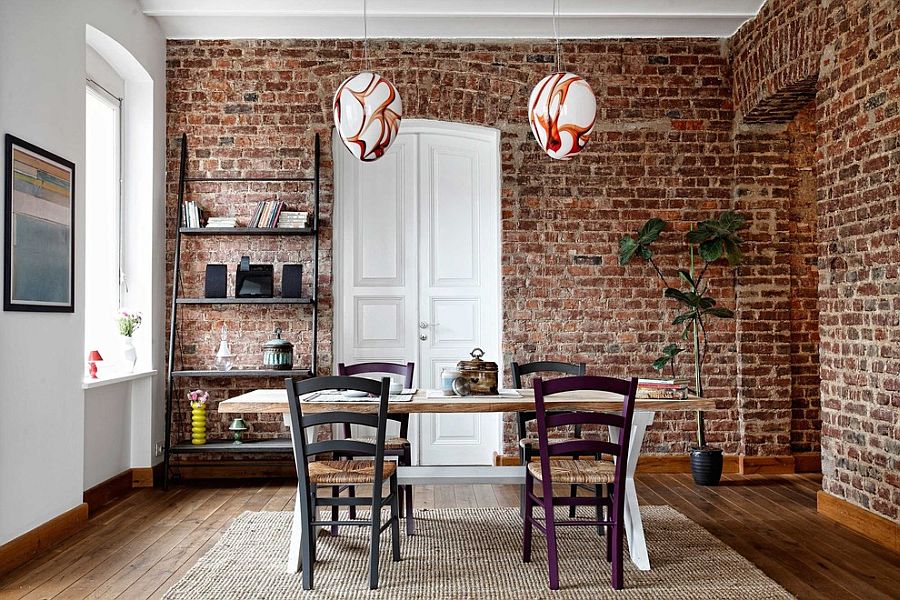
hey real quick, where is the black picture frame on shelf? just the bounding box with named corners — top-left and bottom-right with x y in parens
top-left (4, 134), bottom-right (76, 312)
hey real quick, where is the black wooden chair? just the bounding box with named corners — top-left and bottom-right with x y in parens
top-left (286, 375), bottom-right (401, 590)
top-left (511, 360), bottom-right (587, 518)
top-left (336, 362), bottom-right (416, 535)
top-left (522, 375), bottom-right (639, 590)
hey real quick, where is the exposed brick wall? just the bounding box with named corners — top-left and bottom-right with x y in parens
top-left (165, 39), bottom-right (741, 455)
top-left (787, 103), bottom-right (821, 454)
top-left (815, 0), bottom-right (900, 522)
top-left (730, 0), bottom-right (823, 123)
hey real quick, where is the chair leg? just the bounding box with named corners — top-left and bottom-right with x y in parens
top-left (611, 519), bottom-right (624, 589)
top-left (369, 490), bottom-right (382, 589)
top-left (595, 485), bottom-right (604, 537)
top-left (605, 485), bottom-right (613, 562)
top-left (404, 485), bottom-right (415, 535)
top-left (519, 446), bottom-right (530, 519)
top-left (301, 492), bottom-right (314, 590)
top-left (330, 486), bottom-right (340, 536)
top-left (543, 488), bottom-right (560, 590)
top-left (569, 484), bottom-right (578, 518)
top-left (390, 475), bottom-right (402, 562)
top-left (348, 485), bottom-right (357, 519)
top-left (522, 471), bottom-right (534, 563)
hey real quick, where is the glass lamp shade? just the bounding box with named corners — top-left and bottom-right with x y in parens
top-left (333, 71), bottom-right (402, 162)
top-left (528, 72), bottom-right (597, 160)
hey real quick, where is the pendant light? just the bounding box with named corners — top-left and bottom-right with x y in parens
top-left (528, 0), bottom-right (596, 160)
top-left (333, 0), bottom-right (402, 162)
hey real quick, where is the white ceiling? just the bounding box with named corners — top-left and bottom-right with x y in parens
top-left (140, 0), bottom-right (766, 40)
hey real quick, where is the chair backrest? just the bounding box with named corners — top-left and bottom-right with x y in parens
top-left (285, 375), bottom-right (391, 494)
top-left (511, 361), bottom-right (586, 439)
top-left (532, 375), bottom-right (638, 492)
top-left (337, 362), bottom-right (414, 437)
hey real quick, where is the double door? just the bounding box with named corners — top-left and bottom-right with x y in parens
top-left (335, 121), bottom-right (501, 465)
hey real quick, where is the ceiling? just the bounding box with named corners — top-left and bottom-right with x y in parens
top-left (140, 0), bottom-right (766, 40)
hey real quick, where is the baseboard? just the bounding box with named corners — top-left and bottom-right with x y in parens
top-left (739, 455), bottom-right (796, 475)
top-left (792, 452), bottom-right (821, 473)
top-left (83, 470), bottom-right (135, 514)
top-left (0, 503), bottom-right (89, 577)
top-left (817, 491), bottom-right (900, 554)
top-left (132, 463), bottom-right (164, 488)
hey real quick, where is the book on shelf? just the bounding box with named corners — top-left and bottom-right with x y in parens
top-left (205, 216), bottom-right (237, 228)
top-left (277, 211), bottom-right (309, 228)
top-left (249, 200), bottom-right (286, 228)
top-left (181, 201), bottom-right (204, 228)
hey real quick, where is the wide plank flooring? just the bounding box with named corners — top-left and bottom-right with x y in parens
top-left (1, 474), bottom-right (898, 599)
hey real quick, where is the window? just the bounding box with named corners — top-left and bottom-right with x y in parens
top-left (84, 82), bottom-right (123, 365)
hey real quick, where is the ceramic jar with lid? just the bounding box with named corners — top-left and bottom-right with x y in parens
top-left (262, 328), bottom-right (294, 370)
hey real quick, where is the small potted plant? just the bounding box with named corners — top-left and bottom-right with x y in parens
top-left (116, 310), bottom-right (142, 372)
top-left (619, 212), bottom-right (748, 486)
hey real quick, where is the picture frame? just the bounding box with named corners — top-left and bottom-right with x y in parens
top-left (4, 134), bottom-right (75, 312)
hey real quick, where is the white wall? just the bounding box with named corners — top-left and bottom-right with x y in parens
top-left (83, 383), bottom-right (131, 489)
top-left (0, 0), bottom-right (166, 545)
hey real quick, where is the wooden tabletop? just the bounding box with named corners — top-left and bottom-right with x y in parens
top-left (217, 388), bottom-right (715, 414)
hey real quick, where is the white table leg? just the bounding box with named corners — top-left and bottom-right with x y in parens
top-left (609, 410), bottom-right (654, 571)
top-left (286, 486), bottom-right (304, 574)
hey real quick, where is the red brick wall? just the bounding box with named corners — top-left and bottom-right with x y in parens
top-left (165, 39), bottom-right (741, 455)
top-left (816, 0), bottom-right (900, 521)
top-left (730, 0), bottom-right (823, 122)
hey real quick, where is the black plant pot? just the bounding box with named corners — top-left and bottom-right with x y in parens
top-left (690, 447), bottom-right (723, 486)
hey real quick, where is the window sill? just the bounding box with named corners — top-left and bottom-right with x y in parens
top-left (83, 369), bottom-right (157, 390)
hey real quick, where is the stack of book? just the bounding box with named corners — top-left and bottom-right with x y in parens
top-left (277, 211), bottom-right (309, 229)
top-left (181, 201), bottom-right (204, 228)
top-left (249, 200), bottom-right (285, 228)
top-left (205, 216), bottom-right (237, 228)
top-left (636, 379), bottom-right (688, 399)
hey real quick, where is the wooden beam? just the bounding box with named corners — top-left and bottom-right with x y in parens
top-left (0, 503), bottom-right (89, 577)
top-left (817, 491), bottom-right (900, 554)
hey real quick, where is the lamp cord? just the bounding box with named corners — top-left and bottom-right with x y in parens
top-left (363, 0), bottom-right (370, 72)
top-left (554, 0), bottom-right (561, 73)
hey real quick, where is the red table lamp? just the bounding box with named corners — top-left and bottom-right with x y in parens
top-left (87, 350), bottom-right (103, 379)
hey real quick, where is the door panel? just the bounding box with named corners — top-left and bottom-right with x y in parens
top-left (335, 123), bottom-right (501, 466)
top-left (417, 132), bottom-right (500, 466)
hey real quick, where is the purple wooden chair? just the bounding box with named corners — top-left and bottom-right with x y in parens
top-left (336, 361), bottom-right (416, 535)
top-left (522, 374), bottom-right (638, 590)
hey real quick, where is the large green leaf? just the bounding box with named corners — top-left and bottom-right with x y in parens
top-left (687, 211), bottom-right (748, 266)
top-left (705, 306), bottom-right (735, 319)
top-left (652, 356), bottom-right (671, 371)
top-left (619, 218), bottom-right (667, 266)
top-left (662, 343), bottom-right (684, 357)
top-left (673, 311), bottom-right (696, 325)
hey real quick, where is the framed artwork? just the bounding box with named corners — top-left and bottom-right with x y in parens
top-left (4, 134), bottom-right (75, 312)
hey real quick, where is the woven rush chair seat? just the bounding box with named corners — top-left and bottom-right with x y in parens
top-left (518, 436), bottom-right (572, 449)
top-left (349, 436), bottom-right (409, 450)
top-left (527, 459), bottom-right (616, 485)
top-left (308, 460), bottom-right (397, 485)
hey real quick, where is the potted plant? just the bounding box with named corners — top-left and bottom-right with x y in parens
top-left (619, 212), bottom-right (748, 486)
top-left (116, 310), bottom-right (142, 372)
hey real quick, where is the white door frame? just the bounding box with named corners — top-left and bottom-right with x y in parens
top-left (333, 119), bottom-right (504, 464)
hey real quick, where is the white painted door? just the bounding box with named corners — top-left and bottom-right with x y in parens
top-left (335, 121), bottom-right (501, 466)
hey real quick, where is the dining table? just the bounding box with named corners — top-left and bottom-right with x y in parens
top-left (217, 387), bottom-right (714, 574)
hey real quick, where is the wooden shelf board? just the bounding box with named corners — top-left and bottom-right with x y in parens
top-left (170, 438), bottom-right (293, 454)
top-left (179, 227), bottom-right (315, 236)
top-left (172, 369), bottom-right (312, 378)
top-left (176, 297), bottom-right (313, 305)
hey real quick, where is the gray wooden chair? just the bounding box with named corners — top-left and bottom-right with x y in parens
top-left (285, 375), bottom-right (401, 590)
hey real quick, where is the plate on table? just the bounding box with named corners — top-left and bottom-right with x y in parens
top-left (342, 390), bottom-right (368, 398)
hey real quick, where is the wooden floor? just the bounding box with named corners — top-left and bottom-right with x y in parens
top-left (1, 474), bottom-right (898, 599)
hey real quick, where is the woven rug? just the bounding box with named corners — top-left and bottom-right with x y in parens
top-left (163, 507), bottom-right (794, 599)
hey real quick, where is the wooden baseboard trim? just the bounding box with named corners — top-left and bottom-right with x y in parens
top-left (0, 503), bottom-right (89, 577)
top-left (172, 460), bottom-right (297, 479)
top-left (738, 455), bottom-right (796, 475)
top-left (132, 463), bottom-right (164, 488)
top-left (817, 491), bottom-right (900, 554)
top-left (792, 452), bottom-right (821, 473)
top-left (84, 470), bottom-right (134, 514)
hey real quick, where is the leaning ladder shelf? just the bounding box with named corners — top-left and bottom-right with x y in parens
top-left (163, 132), bottom-right (321, 486)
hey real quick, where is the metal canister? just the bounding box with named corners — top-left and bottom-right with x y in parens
top-left (262, 328), bottom-right (294, 370)
top-left (456, 347), bottom-right (498, 395)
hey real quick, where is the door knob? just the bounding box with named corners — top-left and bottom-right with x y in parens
top-left (419, 321), bottom-right (439, 329)
top-left (419, 333), bottom-right (428, 341)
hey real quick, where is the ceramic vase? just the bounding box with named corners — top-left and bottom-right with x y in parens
top-left (122, 336), bottom-right (137, 372)
top-left (191, 401), bottom-right (207, 445)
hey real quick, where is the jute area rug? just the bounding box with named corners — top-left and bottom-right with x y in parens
top-left (164, 506), bottom-right (794, 599)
